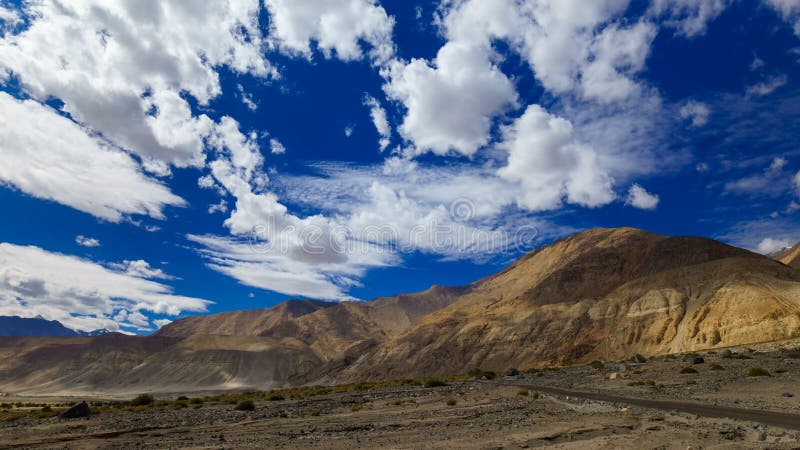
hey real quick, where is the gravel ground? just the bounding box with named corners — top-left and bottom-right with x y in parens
top-left (2, 345), bottom-right (800, 449)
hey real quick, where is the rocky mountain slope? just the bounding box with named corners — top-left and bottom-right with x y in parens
top-left (2, 227), bottom-right (800, 395)
top-left (771, 241), bottom-right (800, 268)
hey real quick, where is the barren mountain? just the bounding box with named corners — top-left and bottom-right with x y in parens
top-left (340, 228), bottom-right (800, 380)
top-left (2, 227), bottom-right (800, 395)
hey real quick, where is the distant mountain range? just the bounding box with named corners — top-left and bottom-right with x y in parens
top-left (1, 227), bottom-right (799, 396)
top-left (0, 316), bottom-right (111, 337)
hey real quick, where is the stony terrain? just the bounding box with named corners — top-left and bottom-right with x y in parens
top-left (3, 343), bottom-right (800, 449)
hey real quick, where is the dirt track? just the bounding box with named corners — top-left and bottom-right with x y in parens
top-left (501, 381), bottom-right (800, 431)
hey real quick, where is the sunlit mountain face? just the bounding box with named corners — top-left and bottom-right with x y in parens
top-left (0, 0), bottom-right (798, 334)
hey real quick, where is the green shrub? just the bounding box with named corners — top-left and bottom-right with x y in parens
top-left (709, 364), bottom-right (725, 371)
top-left (445, 398), bottom-right (457, 406)
top-left (679, 367), bottom-right (698, 374)
top-left (423, 379), bottom-right (447, 388)
top-left (235, 400), bottom-right (255, 411)
top-left (467, 368), bottom-right (496, 380)
top-left (130, 394), bottom-right (154, 406)
top-left (747, 367), bottom-right (771, 377)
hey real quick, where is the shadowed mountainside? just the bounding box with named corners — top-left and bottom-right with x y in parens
top-left (2, 227), bottom-right (800, 394)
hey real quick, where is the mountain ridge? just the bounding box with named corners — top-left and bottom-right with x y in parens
top-left (3, 227), bottom-right (800, 395)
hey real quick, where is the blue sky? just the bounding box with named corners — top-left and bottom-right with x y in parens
top-left (0, 0), bottom-right (799, 333)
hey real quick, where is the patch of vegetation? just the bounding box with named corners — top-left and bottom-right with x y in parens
top-left (130, 393), bottom-right (155, 406)
top-left (190, 397), bottom-right (203, 404)
top-left (709, 364), bottom-right (725, 371)
top-left (588, 360), bottom-right (604, 370)
top-left (628, 379), bottom-right (656, 386)
top-left (176, 396), bottom-right (189, 401)
top-left (445, 398), bottom-right (457, 406)
top-left (423, 379), bottom-right (447, 388)
top-left (351, 402), bottom-right (363, 412)
top-left (679, 367), bottom-right (698, 374)
top-left (747, 367), bottom-right (771, 377)
top-left (234, 400), bottom-right (255, 411)
top-left (516, 388), bottom-right (529, 396)
top-left (468, 368), bottom-right (497, 379)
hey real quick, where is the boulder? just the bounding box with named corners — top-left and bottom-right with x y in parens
top-left (692, 357), bottom-right (705, 365)
top-left (720, 349), bottom-right (733, 359)
top-left (59, 401), bottom-right (90, 419)
top-left (632, 354), bottom-right (647, 363)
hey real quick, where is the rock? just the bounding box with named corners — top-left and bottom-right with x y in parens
top-left (618, 363), bottom-right (630, 372)
top-left (632, 354), bottom-right (647, 363)
top-left (692, 357), bottom-right (705, 365)
top-left (720, 349), bottom-right (733, 359)
top-left (59, 401), bottom-right (91, 419)
top-left (782, 392), bottom-right (794, 398)
top-left (506, 368), bottom-right (519, 376)
top-left (609, 372), bottom-right (621, 380)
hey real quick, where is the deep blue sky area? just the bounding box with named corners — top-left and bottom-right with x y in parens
top-left (0, 0), bottom-right (798, 333)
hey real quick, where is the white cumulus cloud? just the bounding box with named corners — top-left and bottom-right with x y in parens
top-left (264, 0), bottom-right (395, 63)
top-left (625, 184), bottom-right (660, 210)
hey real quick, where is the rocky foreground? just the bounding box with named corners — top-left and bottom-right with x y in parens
top-left (3, 341), bottom-right (800, 449)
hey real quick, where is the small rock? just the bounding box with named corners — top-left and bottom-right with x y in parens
top-left (692, 357), bottom-right (705, 365)
top-left (720, 349), bottom-right (732, 359)
top-left (609, 372), bottom-right (621, 379)
top-left (59, 401), bottom-right (91, 419)
top-left (506, 368), bottom-right (519, 377)
top-left (782, 392), bottom-right (794, 398)
top-left (632, 354), bottom-right (647, 363)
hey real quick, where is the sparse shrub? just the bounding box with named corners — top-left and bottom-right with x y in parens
top-left (629, 379), bottom-right (656, 386)
top-left (173, 401), bottom-right (188, 410)
top-left (530, 391), bottom-right (540, 400)
top-left (747, 367), bottom-right (771, 377)
top-left (517, 388), bottom-right (529, 396)
top-left (392, 400), bottom-right (402, 406)
top-left (266, 394), bottom-right (285, 401)
top-left (130, 394), bottom-right (154, 406)
top-left (190, 397), bottom-right (203, 404)
top-left (176, 396), bottom-right (189, 401)
top-left (445, 398), bottom-right (457, 406)
top-left (589, 360), bottom-right (604, 370)
top-left (235, 400), bottom-right (255, 411)
top-left (351, 402), bottom-right (362, 412)
top-left (309, 409), bottom-right (321, 416)
top-left (40, 406), bottom-right (52, 412)
top-left (468, 368), bottom-right (496, 380)
top-left (709, 364), bottom-right (725, 371)
top-left (423, 379), bottom-right (447, 388)
top-left (680, 367), bottom-right (698, 374)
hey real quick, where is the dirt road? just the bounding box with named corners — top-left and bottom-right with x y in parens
top-left (501, 381), bottom-right (800, 431)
